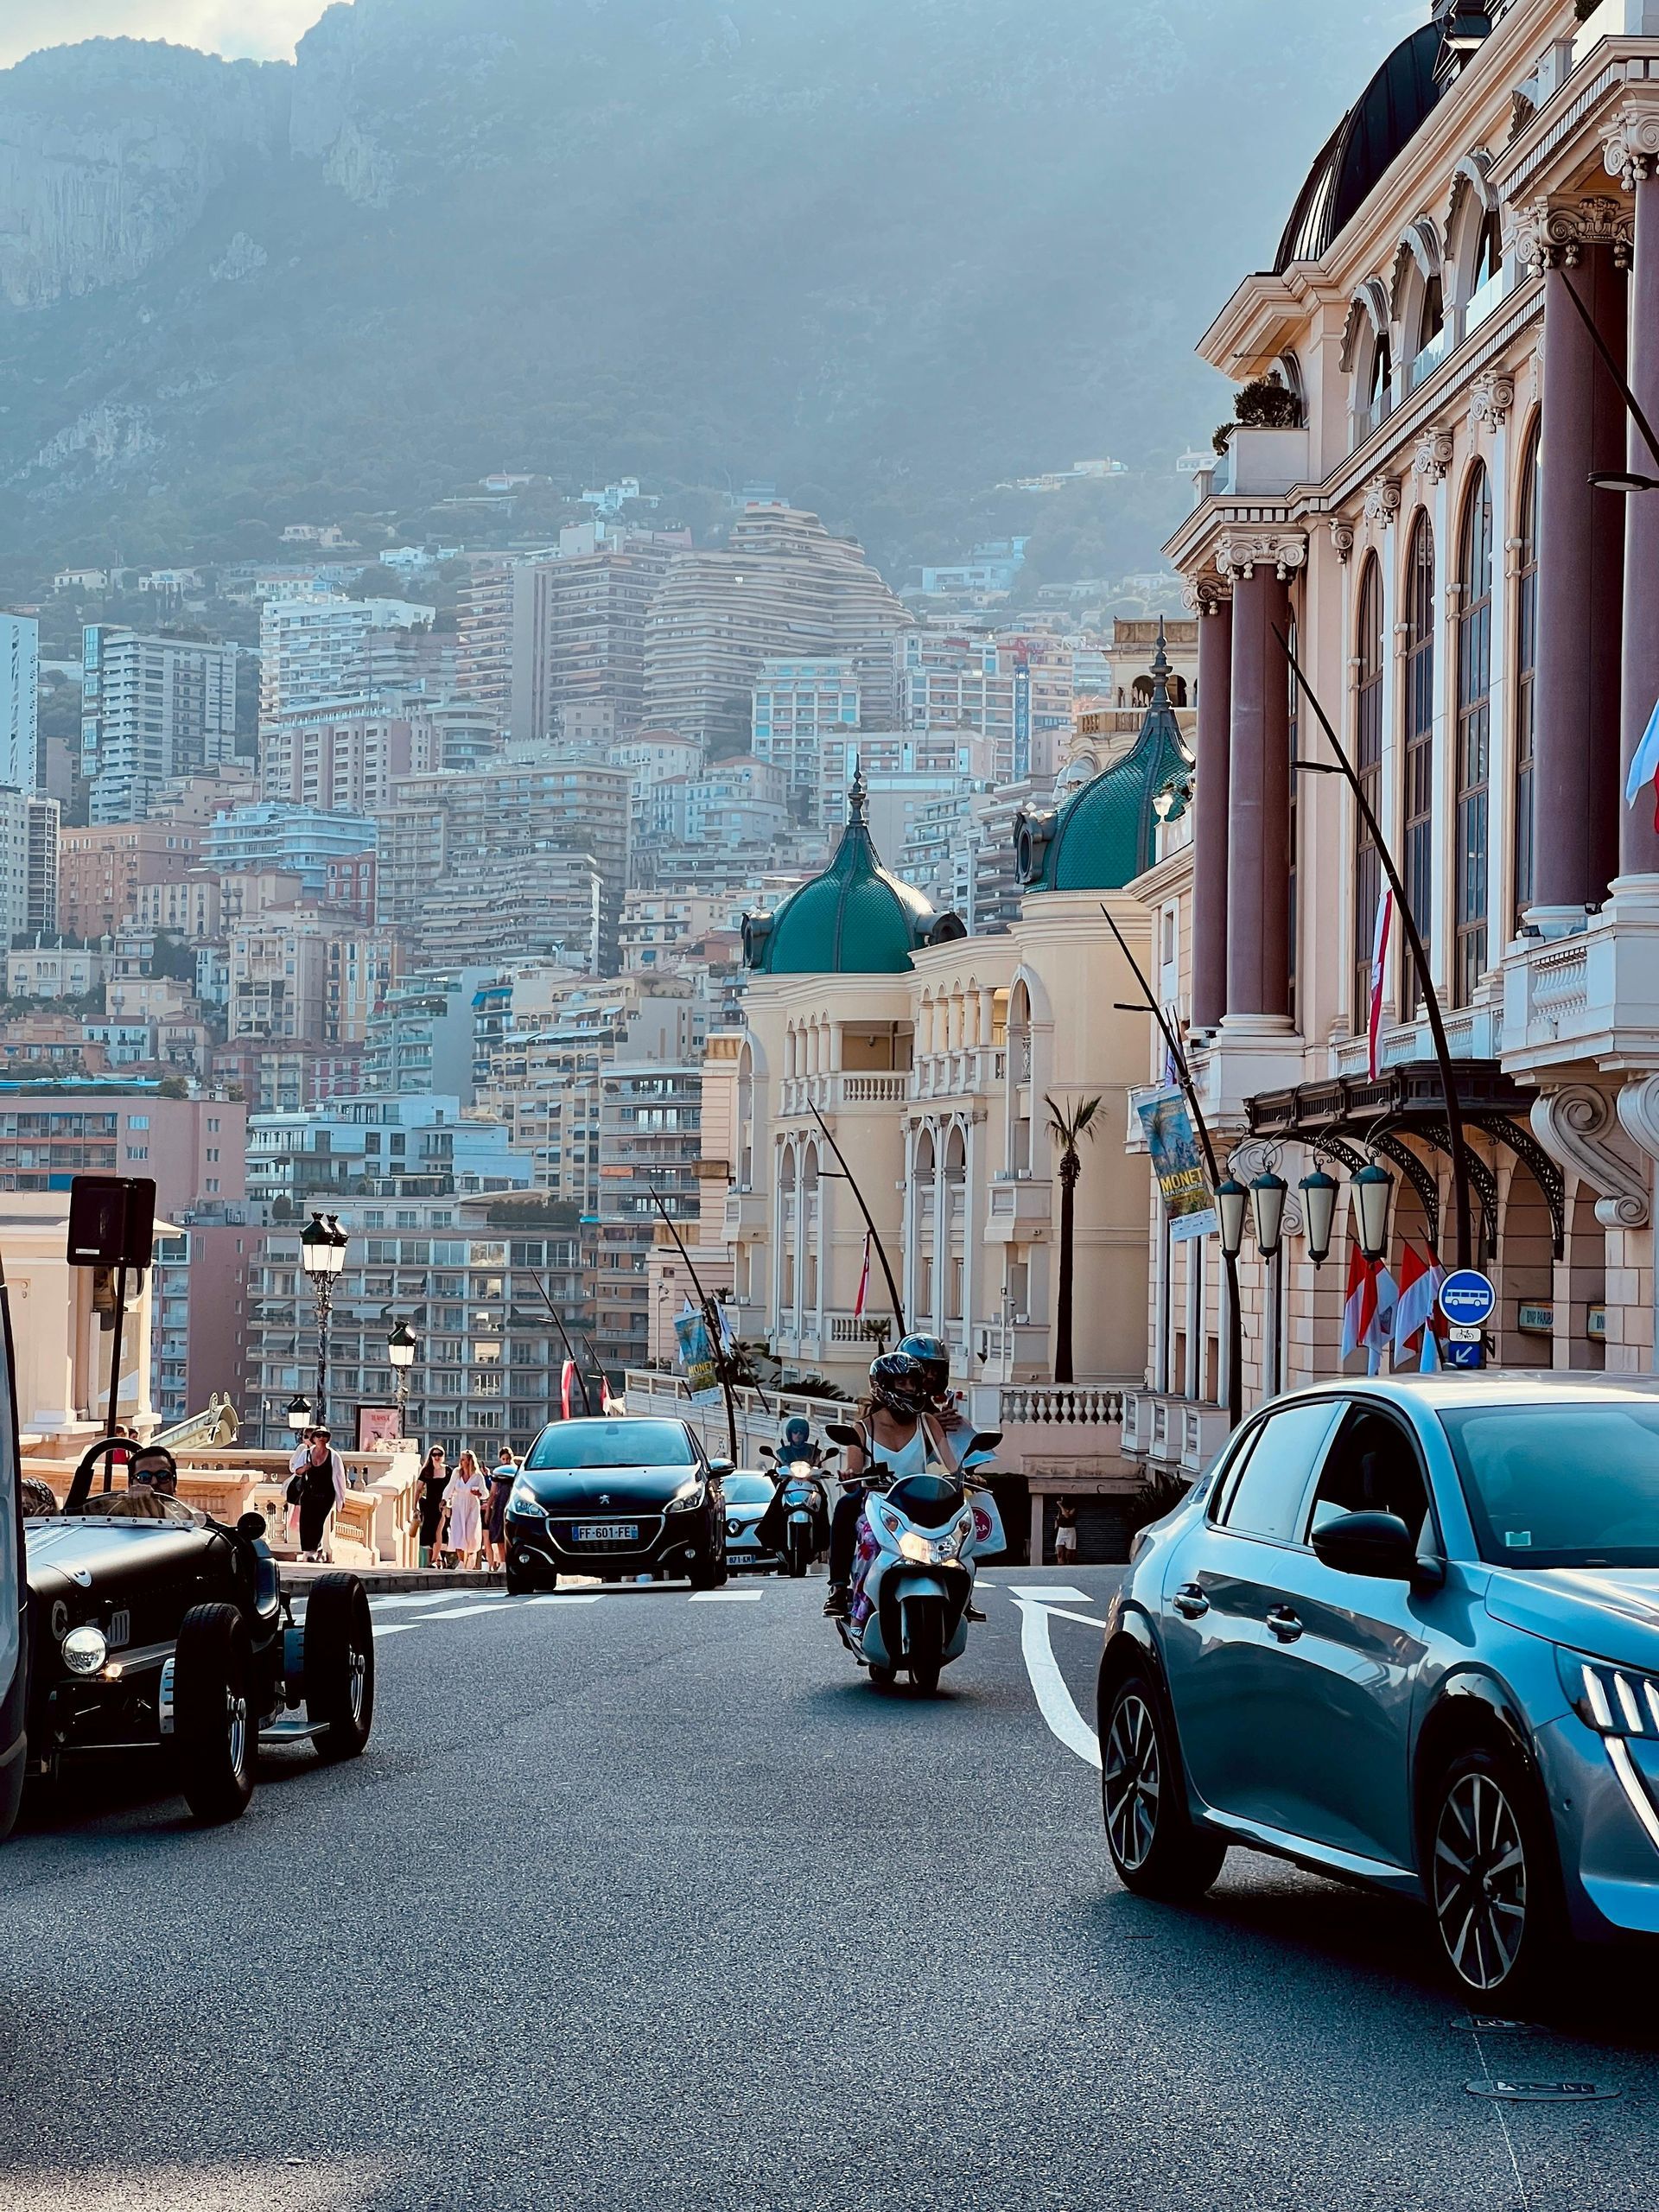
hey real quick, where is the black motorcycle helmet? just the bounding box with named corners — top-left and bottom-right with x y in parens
top-left (896, 1332), bottom-right (950, 1402)
top-left (868, 1351), bottom-right (928, 1418)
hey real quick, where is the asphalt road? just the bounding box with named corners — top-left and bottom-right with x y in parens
top-left (3, 1566), bottom-right (1659, 2212)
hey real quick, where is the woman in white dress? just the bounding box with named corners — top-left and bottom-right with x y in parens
top-left (442, 1449), bottom-right (488, 1569)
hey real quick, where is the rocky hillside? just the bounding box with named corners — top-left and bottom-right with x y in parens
top-left (0, 0), bottom-right (1418, 570)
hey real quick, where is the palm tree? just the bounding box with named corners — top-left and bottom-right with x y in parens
top-left (1045, 1093), bottom-right (1103, 1385)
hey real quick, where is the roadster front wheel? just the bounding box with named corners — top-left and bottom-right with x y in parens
top-left (173, 1604), bottom-right (255, 1824)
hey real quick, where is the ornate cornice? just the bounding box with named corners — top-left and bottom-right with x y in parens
top-left (1603, 104), bottom-right (1659, 191)
top-left (1363, 474), bottom-right (1402, 528)
top-left (1212, 531), bottom-right (1307, 583)
top-left (1468, 369), bottom-right (1515, 433)
top-left (1412, 429), bottom-right (1454, 486)
top-left (1510, 193), bottom-right (1634, 272)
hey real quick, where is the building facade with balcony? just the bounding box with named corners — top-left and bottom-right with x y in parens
top-left (1125, 0), bottom-right (1659, 1479)
top-left (715, 753), bottom-right (1164, 1489)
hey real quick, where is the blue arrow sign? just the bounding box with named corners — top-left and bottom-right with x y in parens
top-left (1439, 1268), bottom-right (1497, 1329)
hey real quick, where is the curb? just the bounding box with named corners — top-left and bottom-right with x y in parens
top-left (280, 1567), bottom-right (505, 1595)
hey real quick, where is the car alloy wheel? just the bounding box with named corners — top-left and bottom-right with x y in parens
top-left (1104, 1690), bottom-right (1161, 1873)
top-left (1433, 1770), bottom-right (1528, 1993)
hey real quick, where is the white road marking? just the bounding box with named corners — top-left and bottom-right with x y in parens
top-left (370, 1591), bottom-right (480, 1611)
top-left (1014, 1597), bottom-right (1101, 1770)
top-left (527, 1594), bottom-right (601, 1607)
top-left (1009, 1584), bottom-right (1090, 1602)
top-left (372, 1622), bottom-right (422, 1637)
top-left (408, 1600), bottom-right (519, 1623)
top-left (1038, 1605), bottom-right (1111, 1631)
top-left (690, 1590), bottom-right (763, 1602)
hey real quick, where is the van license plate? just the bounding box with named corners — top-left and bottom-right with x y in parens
top-left (574, 1522), bottom-right (638, 1543)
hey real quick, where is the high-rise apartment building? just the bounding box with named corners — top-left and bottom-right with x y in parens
top-left (258, 595), bottom-right (434, 726)
top-left (21, 797), bottom-right (57, 939)
top-left (81, 627), bottom-right (238, 823)
top-left (58, 823), bottom-right (197, 940)
top-left (260, 706), bottom-right (441, 810)
top-left (643, 508), bottom-right (911, 755)
top-left (199, 804), bottom-right (376, 893)
top-left (0, 614), bottom-right (40, 793)
top-left (899, 630), bottom-right (1075, 784)
top-left (454, 560), bottom-right (516, 731)
top-left (750, 657), bottom-right (860, 826)
top-left (592, 1060), bottom-right (703, 1373)
top-left (510, 543), bottom-right (675, 752)
top-left (227, 912), bottom-right (399, 1046)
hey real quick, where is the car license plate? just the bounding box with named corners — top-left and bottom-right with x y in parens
top-left (573, 1522), bottom-right (639, 1543)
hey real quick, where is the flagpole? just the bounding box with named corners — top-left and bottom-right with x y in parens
top-left (806, 1101), bottom-right (906, 1333)
top-left (1274, 626), bottom-right (1474, 1274)
top-left (1099, 900), bottom-right (1243, 1433)
top-left (647, 1183), bottom-right (741, 1465)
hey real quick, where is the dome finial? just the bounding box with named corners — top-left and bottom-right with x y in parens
top-left (849, 757), bottom-right (868, 823)
top-left (1149, 618), bottom-right (1171, 708)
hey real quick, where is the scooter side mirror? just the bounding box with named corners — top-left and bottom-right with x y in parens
top-left (758, 1446), bottom-right (776, 1461)
top-left (963, 1432), bottom-right (1002, 1459)
top-left (824, 1423), bottom-right (861, 1449)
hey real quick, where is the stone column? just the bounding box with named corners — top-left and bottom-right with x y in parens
top-left (1188, 584), bottom-right (1231, 1033)
top-left (1605, 117), bottom-right (1659, 878)
top-left (1216, 533), bottom-right (1306, 1027)
top-left (1522, 199), bottom-right (1632, 915)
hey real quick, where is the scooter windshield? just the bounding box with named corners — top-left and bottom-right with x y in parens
top-left (885, 1474), bottom-right (964, 1529)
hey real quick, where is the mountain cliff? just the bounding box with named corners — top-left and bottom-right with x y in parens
top-left (0, 0), bottom-right (1418, 569)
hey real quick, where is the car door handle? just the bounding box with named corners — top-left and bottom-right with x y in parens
top-left (1172, 1583), bottom-right (1209, 1619)
top-left (1267, 1606), bottom-right (1303, 1643)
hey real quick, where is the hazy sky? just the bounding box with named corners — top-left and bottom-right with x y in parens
top-left (0, 1), bottom-right (336, 72)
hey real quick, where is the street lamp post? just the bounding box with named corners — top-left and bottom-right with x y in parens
top-left (388, 1320), bottom-right (416, 1441)
top-left (285, 1395), bottom-right (312, 1441)
top-left (300, 1211), bottom-right (348, 1429)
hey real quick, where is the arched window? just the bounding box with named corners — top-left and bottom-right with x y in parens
top-left (1403, 514), bottom-right (1436, 1015)
top-left (1366, 333), bottom-right (1393, 431)
top-left (1514, 423), bottom-right (1541, 923)
top-left (1354, 557), bottom-right (1384, 1025)
top-left (1469, 208), bottom-right (1502, 308)
top-left (1455, 465), bottom-right (1493, 1007)
top-left (1418, 273), bottom-right (1445, 352)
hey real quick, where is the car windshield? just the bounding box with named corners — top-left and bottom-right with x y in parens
top-left (723, 1473), bottom-right (774, 1504)
top-left (1440, 1401), bottom-right (1659, 1567)
top-left (525, 1421), bottom-right (697, 1471)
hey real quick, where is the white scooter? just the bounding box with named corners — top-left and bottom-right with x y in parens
top-left (758, 1445), bottom-right (832, 1577)
top-left (823, 1424), bottom-right (1003, 1694)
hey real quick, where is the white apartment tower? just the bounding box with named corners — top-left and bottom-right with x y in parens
top-left (0, 614), bottom-right (40, 793)
top-left (81, 626), bottom-right (238, 824)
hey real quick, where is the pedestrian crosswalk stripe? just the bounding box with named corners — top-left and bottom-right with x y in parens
top-left (408, 1600), bottom-right (516, 1623)
top-left (689, 1590), bottom-right (763, 1602)
top-left (370, 1591), bottom-right (480, 1611)
top-left (527, 1594), bottom-right (601, 1607)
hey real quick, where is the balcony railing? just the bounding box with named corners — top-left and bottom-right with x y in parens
top-left (987, 1175), bottom-right (1052, 1233)
top-left (912, 1047), bottom-right (1006, 1100)
top-left (1408, 325), bottom-right (1452, 392)
top-left (778, 1071), bottom-right (908, 1116)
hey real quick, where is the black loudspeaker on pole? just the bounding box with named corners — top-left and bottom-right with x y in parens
top-left (66, 1176), bottom-right (157, 1440)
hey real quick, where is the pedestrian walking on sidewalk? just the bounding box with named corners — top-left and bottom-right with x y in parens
top-left (486, 1449), bottom-right (517, 1571)
top-left (443, 1448), bottom-right (488, 1569)
top-left (289, 1427), bottom-right (347, 1561)
top-left (1054, 1499), bottom-right (1079, 1567)
top-left (415, 1446), bottom-right (449, 1568)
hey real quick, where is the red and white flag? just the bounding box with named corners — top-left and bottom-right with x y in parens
top-left (1392, 1243), bottom-right (1445, 1363)
top-left (1367, 887), bottom-right (1395, 1080)
top-left (852, 1231), bottom-right (871, 1319)
top-left (1363, 1262), bottom-right (1400, 1371)
top-left (561, 1357), bottom-right (577, 1420)
top-left (1340, 1241), bottom-right (1373, 1363)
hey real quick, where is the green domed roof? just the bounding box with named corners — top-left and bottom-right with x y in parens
top-left (743, 772), bottom-right (964, 976)
top-left (1015, 625), bottom-right (1193, 893)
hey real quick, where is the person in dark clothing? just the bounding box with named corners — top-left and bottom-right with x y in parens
top-left (288, 1429), bottom-right (346, 1560)
top-left (415, 1446), bottom-right (449, 1568)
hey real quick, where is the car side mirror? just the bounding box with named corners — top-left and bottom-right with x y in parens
top-left (708, 1458), bottom-right (734, 1480)
top-left (1311, 1509), bottom-right (1416, 1581)
top-left (237, 1511), bottom-right (268, 1542)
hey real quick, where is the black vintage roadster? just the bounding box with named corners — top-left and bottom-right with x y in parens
top-left (21, 1437), bottom-right (374, 1824)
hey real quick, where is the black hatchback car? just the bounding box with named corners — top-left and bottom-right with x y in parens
top-left (505, 1418), bottom-right (731, 1592)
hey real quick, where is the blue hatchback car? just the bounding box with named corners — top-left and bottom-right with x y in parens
top-left (1099, 1374), bottom-right (1659, 2001)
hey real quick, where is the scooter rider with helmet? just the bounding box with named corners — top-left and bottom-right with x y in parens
top-left (823, 1350), bottom-right (962, 1618)
top-left (778, 1413), bottom-right (822, 1468)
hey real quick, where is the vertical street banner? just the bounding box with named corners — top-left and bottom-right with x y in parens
top-left (673, 1302), bottom-right (721, 1403)
top-left (1133, 1086), bottom-right (1220, 1244)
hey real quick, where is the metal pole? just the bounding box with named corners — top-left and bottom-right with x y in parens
top-left (1098, 903), bottom-right (1243, 1432)
top-left (105, 1261), bottom-right (127, 1440)
top-left (805, 1101), bottom-right (906, 1332)
top-left (646, 1185), bottom-right (740, 1465)
top-left (1558, 264), bottom-right (1659, 479)
top-left (1274, 626), bottom-right (1474, 1272)
top-left (314, 1279), bottom-right (333, 1430)
top-left (529, 1267), bottom-right (594, 1416)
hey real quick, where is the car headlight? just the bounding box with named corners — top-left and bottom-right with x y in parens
top-left (666, 1480), bottom-right (705, 1514)
top-left (506, 1482), bottom-right (544, 1520)
top-left (61, 1624), bottom-right (107, 1676)
top-left (1558, 1648), bottom-right (1659, 1738)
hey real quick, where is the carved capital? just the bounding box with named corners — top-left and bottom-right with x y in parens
top-left (1330, 522), bottom-right (1356, 564)
top-left (1213, 531), bottom-right (1306, 584)
top-left (1181, 574), bottom-right (1230, 614)
top-left (1468, 369), bottom-right (1515, 433)
top-left (1412, 428), bottom-right (1454, 485)
top-left (1602, 105), bottom-right (1659, 191)
top-left (1530, 1086), bottom-right (1649, 1230)
top-left (1511, 193), bottom-right (1635, 271)
top-left (1363, 474), bottom-right (1402, 528)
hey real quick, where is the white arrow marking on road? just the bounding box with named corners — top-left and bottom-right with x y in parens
top-left (1014, 1597), bottom-right (1101, 1769)
top-left (1037, 1605), bottom-right (1110, 1631)
top-left (1009, 1584), bottom-right (1091, 1603)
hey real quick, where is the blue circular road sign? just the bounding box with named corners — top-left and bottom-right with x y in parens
top-left (1439, 1268), bottom-right (1497, 1329)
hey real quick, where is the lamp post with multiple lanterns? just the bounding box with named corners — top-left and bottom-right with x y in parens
top-left (299, 1211), bottom-right (348, 1430)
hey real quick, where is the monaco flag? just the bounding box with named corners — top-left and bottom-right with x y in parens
top-left (1340, 1240), bottom-right (1374, 1363)
top-left (1392, 1243), bottom-right (1444, 1363)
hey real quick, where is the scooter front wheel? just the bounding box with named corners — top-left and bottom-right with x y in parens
top-left (868, 1664), bottom-right (895, 1688)
top-left (906, 1596), bottom-right (945, 1695)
